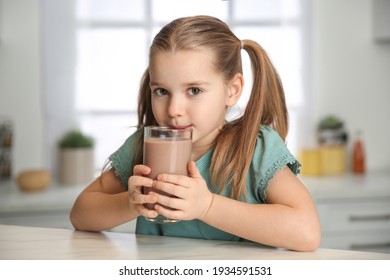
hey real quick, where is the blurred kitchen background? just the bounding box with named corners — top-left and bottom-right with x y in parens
top-left (1, 0), bottom-right (390, 253)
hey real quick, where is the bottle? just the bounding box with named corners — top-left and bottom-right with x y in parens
top-left (352, 130), bottom-right (365, 174)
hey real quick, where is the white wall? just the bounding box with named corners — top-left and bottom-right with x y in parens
top-left (0, 0), bottom-right (44, 176)
top-left (0, 0), bottom-right (389, 177)
top-left (311, 0), bottom-right (390, 171)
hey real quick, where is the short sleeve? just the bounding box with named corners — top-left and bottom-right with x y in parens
top-left (109, 128), bottom-right (143, 189)
top-left (248, 126), bottom-right (301, 203)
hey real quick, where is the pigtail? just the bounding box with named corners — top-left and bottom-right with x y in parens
top-left (211, 39), bottom-right (288, 199)
top-left (242, 39), bottom-right (288, 140)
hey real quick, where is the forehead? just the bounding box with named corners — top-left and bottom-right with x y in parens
top-left (149, 49), bottom-right (221, 82)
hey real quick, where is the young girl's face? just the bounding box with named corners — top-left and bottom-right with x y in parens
top-left (149, 49), bottom-right (242, 159)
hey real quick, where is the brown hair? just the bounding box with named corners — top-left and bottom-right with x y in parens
top-left (136, 16), bottom-right (288, 199)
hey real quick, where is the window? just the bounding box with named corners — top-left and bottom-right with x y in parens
top-left (43, 0), bottom-right (307, 170)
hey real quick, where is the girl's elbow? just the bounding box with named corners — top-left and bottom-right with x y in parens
top-left (298, 209), bottom-right (322, 252)
top-left (303, 231), bottom-right (321, 252)
top-left (69, 207), bottom-right (89, 231)
top-left (299, 223), bottom-right (322, 252)
top-left (69, 209), bottom-right (82, 230)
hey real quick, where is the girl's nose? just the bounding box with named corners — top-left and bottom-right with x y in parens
top-left (167, 95), bottom-right (185, 118)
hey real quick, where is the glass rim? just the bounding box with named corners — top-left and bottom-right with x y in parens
top-left (144, 125), bottom-right (193, 132)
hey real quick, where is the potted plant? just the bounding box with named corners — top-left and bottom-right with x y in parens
top-left (58, 130), bottom-right (95, 185)
top-left (317, 115), bottom-right (348, 145)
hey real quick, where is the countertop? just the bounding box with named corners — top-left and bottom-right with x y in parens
top-left (1, 170), bottom-right (389, 213)
top-left (0, 180), bottom-right (83, 213)
top-left (299, 170), bottom-right (390, 201)
top-left (1, 225), bottom-right (390, 260)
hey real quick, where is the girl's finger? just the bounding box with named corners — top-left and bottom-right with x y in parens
top-left (156, 173), bottom-right (190, 188)
top-left (154, 204), bottom-right (183, 220)
top-left (152, 180), bottom-right (186, 199)
top-left (128, 176), bottom-right (154, 191)
top-left (133, 164), bottom-right (151, 176)
top-left (187, 161), bottom-right (202, 178)
top-left (129, 189), bottom-right (157, 204)
top-left (136, 204), bottom-right (159, 219)
top-left (153, 192), bottom-right (185, 211)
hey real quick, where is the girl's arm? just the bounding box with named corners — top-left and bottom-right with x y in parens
top-left (201, 167), bottom-right (321, 251)
top-left (70, 165), bottom-right (162, 232)
top-left (70, 166), bottom-right (160, 231)
top-left (70, 169), bottom-right (136, 231)
top-left (153, 162), bottom-right (321, 252)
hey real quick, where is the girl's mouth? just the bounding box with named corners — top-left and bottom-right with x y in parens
top-left (169, 125), bottom-right (193, 130)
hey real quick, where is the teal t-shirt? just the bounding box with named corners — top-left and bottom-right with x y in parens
top-left (109, 125), bottom-right (300, 241)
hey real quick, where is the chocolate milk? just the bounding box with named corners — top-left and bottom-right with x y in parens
top-left (143, 137), bottom-right (192, 210)
top-left (144, 138), bottom-right (192, 179)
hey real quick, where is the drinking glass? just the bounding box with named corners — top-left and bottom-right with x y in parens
top-left (143, 126), bottom-right (192, 223)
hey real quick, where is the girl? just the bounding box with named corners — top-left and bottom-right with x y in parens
top-left (70, 15), bottom-right (321, 252)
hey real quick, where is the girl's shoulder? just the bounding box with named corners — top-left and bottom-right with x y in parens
top-left (249, 125), bottom-right (301, 202)
top-left (255, 125), bottom-right (300, 174)
top-left (109, 128), bottom-right (143, 188)
top-left (258, 125), bottom-right (282, 140)
top-left (111, 127), bottom-right (143, 159)
top-left (124, 128), bottom-right (143, 145)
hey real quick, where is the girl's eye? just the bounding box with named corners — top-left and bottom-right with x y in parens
top-left (187, 87), bottom-right (202, 96)
top-left (153, 88), bottom-right (169, 96)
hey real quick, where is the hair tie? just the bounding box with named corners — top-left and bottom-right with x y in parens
top-left (240, 40), bottom-right (244, 49)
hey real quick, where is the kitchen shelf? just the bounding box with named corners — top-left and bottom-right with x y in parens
top-left (301, 170), bottom-right (390, 254)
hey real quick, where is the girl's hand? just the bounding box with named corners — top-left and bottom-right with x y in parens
top-left (151, 161), bottom-right (214, 221)
top-left (127, 164), bottom-right (159, 219)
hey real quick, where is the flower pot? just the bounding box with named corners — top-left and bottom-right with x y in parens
top-left (59, 148), bottom-right (94, 185)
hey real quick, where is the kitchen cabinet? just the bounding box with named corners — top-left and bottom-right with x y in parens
top-left (0, 180), bottom-right (80, 229)
top-left (0, 118), bottom-right (13, 179)
top-left (373, 0), bottom-right (390, 42)
top-left (302, 171), bottom-right (390, 254)
top-left (0, 180), bottom-right (136, 233)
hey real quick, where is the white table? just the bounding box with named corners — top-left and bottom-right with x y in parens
top-left (1, 225), bottom-right (389, 260)
top-left (1, 170), bottom-right (390, 253)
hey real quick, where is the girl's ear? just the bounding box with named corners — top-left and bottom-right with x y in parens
top-left (226, 73), bottom-right (244, 107)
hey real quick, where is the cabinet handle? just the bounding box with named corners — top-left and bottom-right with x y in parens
top-left (351, 242), bottom-right (390, 250)
top-left (349, 214), bottom-right (390, 222)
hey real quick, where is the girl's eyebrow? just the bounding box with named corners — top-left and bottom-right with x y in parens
top-left (149, 81), bottom-right (162, 87)
top-left (150, 81), bottom-right (210, 87)
top-left (184, 81), bottom-right (210, 86)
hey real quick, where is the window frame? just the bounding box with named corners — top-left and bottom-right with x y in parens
top-left (43, 0), bottom-right (310, 171)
